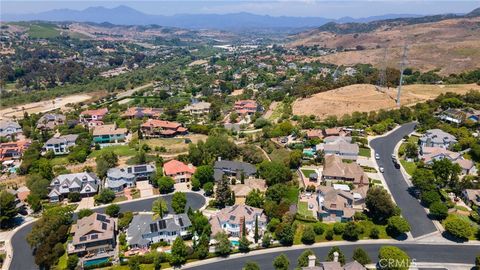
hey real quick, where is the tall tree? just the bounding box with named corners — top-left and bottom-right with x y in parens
top-left (0, 191), bottom-right (18, 228)
top-left (172, 192), bottom-right (187, 214)
top-left (96, 150), bottom-right (118, 178)
top-left (152, 198), bottom-right (168, 219)
top-left (365, 187), bottom-right (397, 222)
top-left (170, 237), bottom-right (188, 266)
top-left (254, 215), bottom-right (260, 243)
top-left (215, 175), bottom-right (232, 208)
top-left (273, 253), bottom-right (290, 270)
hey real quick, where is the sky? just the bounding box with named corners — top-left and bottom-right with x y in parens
top-left (1, 1), bottom-right (480, 18)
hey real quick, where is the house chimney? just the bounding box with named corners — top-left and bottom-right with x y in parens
top-left (333, 251), bottom-right (339, 262)
top-left (218, 156), bottom-right (222, 161)
top-left (308, 254), bottom-right (316, 267)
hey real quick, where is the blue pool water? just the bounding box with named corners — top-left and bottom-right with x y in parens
top-left (303, 149), bottom-right (315, 157)
top-left (230, 240), bottom-right (239, 246)
top-left (83, 257), bottom-right (109, 267)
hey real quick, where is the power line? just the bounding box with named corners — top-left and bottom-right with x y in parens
top-left (397, 43), bottom-right (408, 106)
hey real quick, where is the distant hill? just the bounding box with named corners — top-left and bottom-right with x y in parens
top-left (2, 5), bottom-right (424, 30)
top-left (289, 7), bottom-right (480, 75)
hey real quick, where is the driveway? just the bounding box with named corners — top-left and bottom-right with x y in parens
top-left (76, 197), bottom-right (94, 210)
top-left (370, 122), bottom-right (437, 238)
top-left (136, 181), bottom-right (154, 197)
top-left (9, 192), bottom-right (206, 270)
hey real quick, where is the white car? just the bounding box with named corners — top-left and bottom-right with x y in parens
top-left (379, 167), bottom-right (385, 173)
top-left (375, 153), bottom-right (380, 160)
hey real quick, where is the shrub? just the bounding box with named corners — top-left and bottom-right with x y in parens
top-left (386, 216), bottom-right (410, 237)
top-left (378, 246), bottom-right (410, 270)
top-left (301, 225), bottom-right (316, 244)
top-left (342, 222), bottom-right (360, 241)
top-left (68, 192), bottom-right (81, 202)
top-left (421, 190), bottom-right (441, 207)
top-left (313, 222), bottom-right (325, 235)
top-left (444, 215), bottom-right (473, 240)
top-left (370, 227), bottom-right (380, 239)
top-left (429, 201), bottom-right (448, 220)
top-left (325, 229), bottom-right (334, 240)
top-left (352, 248), bottom-right (371, 265)
top-left (333, 223), bottom-right (345, 235)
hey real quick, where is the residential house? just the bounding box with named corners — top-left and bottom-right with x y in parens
top-left (5, 188), bottom-right (27, 214)
top-left (106, 164), bottom-right (155, 192)
top-left (213, 160), bottom-right (257, 182)
top-left (0, 140), bottom-right (30, 162)
top-left (163, 159), bottom-right (196, 183)
top-left (209, 204), bottom-right (267, 237)
top-left (438, 108), bottom-right (465, 124)
top-left (182, 102), bottom-right (211, 115)
top-left (43, 134), bottom-right (78, 155)
top-left (126, 213), bottom-right (191, 248)
top-left (317, 185), bottom-right (368, 222)
top-left (421, 147), bottom-right (477, 175)
top-left (80, 108), bottom-right (108, 127)
top-left (234, 100), bottom-right (260, 115)
top-left (140, 119), bottom-right (187, 138)
top-left (48, 172), bottom-right (100, 202)
top-left (301, 254), bottom-right (365, 270)
top-left (92, 124), bottom-right (128, 145)
top-left (230, 179), bottom-right (267, 204)
top-left (122, 107), bottom-right (163, 119)
top-left (318, 136), bottom-right (359, 160)
top-left (322, 155), bottom-right (368, 186)
top-left (462, 189), bottom-right (480, 210)
top-left (466, 109), bottom-right (480, 123)
top-left (419, 129), bottom-right (457, 149)
top-left (306, 127), bottom-right (349, 140)
top-left (36, 113), bottom-right (66, 130)
top-left (67, 213), bottom-right (116, 258)
top-left (0, 120), bottom-right (22, 139)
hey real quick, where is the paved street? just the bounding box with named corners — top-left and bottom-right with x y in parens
top-left (370, 123), bottom-right (437, 238)
top-left (185, 242), bottom-right (480, 270)
top-left (9, 192), bottom-right (206, 270)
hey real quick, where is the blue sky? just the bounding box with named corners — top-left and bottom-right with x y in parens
top-left (2, 1), bottom-right (480, 18)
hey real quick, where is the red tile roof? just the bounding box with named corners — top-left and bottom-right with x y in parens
top-left (163, 160), bottom-right (196, 176)
top-left (141, 119), bottom-right (182, 129)
top-left (80, 108), bottom-right (108, 117)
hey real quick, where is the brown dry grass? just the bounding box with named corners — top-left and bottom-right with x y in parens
top-left (292, 83), bottom-right (480, 119)
top-left (141, 134), bottom-right (208, 154)
top-left (291, 17), bottom-right (480, 75)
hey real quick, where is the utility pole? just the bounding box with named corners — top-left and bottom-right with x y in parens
top-left (397, 43), bottom-right (408, 106)
top-left (377, 46), bottom-right (388, 91)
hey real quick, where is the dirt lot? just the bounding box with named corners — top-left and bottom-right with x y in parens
top-left (141, 134), bottom-right (208, 154)
top-left (0, 93), bottom-right (92, 120)
top-left (292, 83), bottom-right (480, 119)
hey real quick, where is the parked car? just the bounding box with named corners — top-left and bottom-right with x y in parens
top-left (379, 166), bottom-right (385, 173)
top-left (375, 153), bottom-right (380, 160)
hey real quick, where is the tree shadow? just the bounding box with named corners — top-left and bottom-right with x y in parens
top-left (441, 231), bottom-right (469, 243)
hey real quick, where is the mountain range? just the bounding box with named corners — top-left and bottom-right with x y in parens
top-left (2, 5), bottom-right (427, 30)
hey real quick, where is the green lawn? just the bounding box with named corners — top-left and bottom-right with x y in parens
top-left (301, 169), bottom-right (316, 177)
top-left (56, 243), bottom-right (68, 269)
top-left (298, 201), bottom-right (313, 217)
top-left (28, 23), bottom-right (61, 38)
top-left (359, 147), bottom-right (371, 158)
top-left (400, 159), bottom-right (417, 175)
top-left (269, 148), bottom-right (291, 164)
top-left (51, 156), bottom-right (69, 166)
top-left (89, 145), bottom-right (137, 158)
top-left (285, 186), bottom-right (299, 204)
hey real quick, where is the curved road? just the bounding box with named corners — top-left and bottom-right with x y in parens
top-left (186, 242), bottom-right (479, 270)
top-left (10, 193), bottom-right (206, 270)
top-left (370, 122), bottom-right (437, 238)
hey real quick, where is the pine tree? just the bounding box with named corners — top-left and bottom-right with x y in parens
top-left (242, 217), bottom-right (247, 237)
top-left (215, 175), bottom-right (231, 208)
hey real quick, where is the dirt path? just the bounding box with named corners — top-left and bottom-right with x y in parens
top-left (263, 101), bottom-right (278, 119)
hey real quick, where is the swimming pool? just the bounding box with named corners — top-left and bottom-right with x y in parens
top-left (230, 240), bottom-right (239, 246)
top-left (83, 257), bottom-right (109, 267)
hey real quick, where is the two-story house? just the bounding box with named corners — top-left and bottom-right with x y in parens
top-left (105, 164), bottom-right (155, 192)
top-left (234, 100), bottom-right (260, 116)
top-left (163, 159), bottom-right (196, 183)
top-left (182, 102), bottom-right (211, 116)
top-left (0, 140), bottom-right (30, 162)
top-left (0, 120), bottom-right (22, 139)
top-left (48, 172), bottom-right (100, 202)
top-left (209, 204), bottom-right (267, 237)
top-left (213, 160), bottom-right (257, 182)
top-left (140, 119), bottom-right (187, 138)
top-left (420, 129), bottom-right (457, 149)
top-left (80, 108), bottom-right (108, 127)
top-left (126, 213), bottom-right (191, 248)
top-left (322, 155), bottom-right (368, 186)
top-left (92, 124), bottom-right (128, 145)
top-left (68, 213), bottom-right (116, 258)
top-left (317, 185), bottom-right (368, 222)
top-left (317, 136), bottom-right (359, 160)
top-left (36, 113), bottom-right (66, 131)
top-left (43, 134), bottom-right (79, 155)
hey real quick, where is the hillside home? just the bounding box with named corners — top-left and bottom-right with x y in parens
top-left (43, 134), bottom-right (78, 155)
top-left (230, 179), bottom-right (267, 204)
top-left (105, 164), bottom-right (155, 192)
top-left (322, 155), bottom-right (368, 186)
top-left (182, 101), bottom-right (211, 115)
top-left (0, 140), bottom-right (30, 162)
top-left (462, 189), bottom-right (480, 211)
top-left (0, 120), bottom-right (22, 139)
top-left (80, 108), bottom-right (108, 126)
top-left (419, 129), bottom-right (457, 149)
top-left (68, 213), bottom-right (116, 258)
top-left (163, 159), bottom-right (196, 183)
top-left (438, 108), bottom-right (465, 124)
top-left (48, 172), bottom-right (100, 202)
top-left (301, 254), bottom-right (365, 270)
top-left (126, 213), bottom-right (191, 248)
top-left (92, 124), bottom-right (128, 145)
top-left (421, 147), bottom-right (477, 175)
top-left (36, 113), bottom-right (66, 130)
top-left (140, 119), bottom-right (187, 138)
top-left (213, 160), bottom-right (257, 182)
top-left (209, 204), bottom-right (267, 237)
top-left (234, 100), bottom-right (260, 115)
top-left (122, 107), bottom-right (163, 119)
